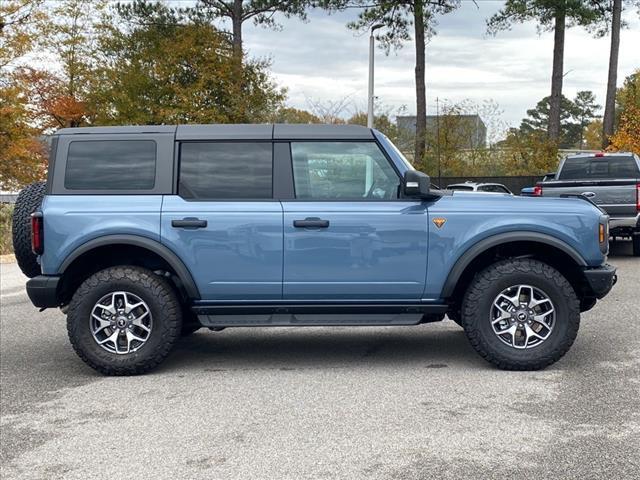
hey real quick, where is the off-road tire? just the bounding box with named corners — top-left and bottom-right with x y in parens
top-left (12, 182), bottom-right (46, 278)
top-left (67, 266), bottom-right (182, 375)
top-left (461, 258), bottom-right (580, 371)
top-left (632, 233), bottom-right (640, 257)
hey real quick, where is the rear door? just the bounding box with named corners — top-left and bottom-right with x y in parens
top-left (280, 141), bottom-right (428, 301)
top-left (161, 140), bottom-right (283, 301)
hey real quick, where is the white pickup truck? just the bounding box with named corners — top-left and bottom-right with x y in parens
top-left (537, 152), bottom-right (640, 256)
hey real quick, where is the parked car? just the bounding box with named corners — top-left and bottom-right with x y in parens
top-left (13, 124), bottom-right (616, 375)
top-left (447, 181), bottom-right (512, 194)
top-left (535, 152), bottom-right (640, 256)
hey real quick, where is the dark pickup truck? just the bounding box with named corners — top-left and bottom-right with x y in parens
top-left (538, 152), bottom-right (640, 256)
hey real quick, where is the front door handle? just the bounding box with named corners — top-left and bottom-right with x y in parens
top-left (171, 218), bottom-right (208, 229)
top-left (293, 217), bottom-right (330, 229)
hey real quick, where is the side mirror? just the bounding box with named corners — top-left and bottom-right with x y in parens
top-left (403, 170), bottom-right (433, 199)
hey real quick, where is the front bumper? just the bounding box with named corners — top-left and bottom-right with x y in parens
top-left (26, 275), bottom-right (61, 308)
top-left (583, 264), bottom-right (617, 299)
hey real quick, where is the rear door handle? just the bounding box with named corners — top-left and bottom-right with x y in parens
top-left (293, 218), bottom-right (330, 229)
top-left (171, 218), bottom-right (207, 229)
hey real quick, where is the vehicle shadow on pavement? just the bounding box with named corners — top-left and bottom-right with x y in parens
top-left (608, 238), bottom-right (634, 257)
top-left (163, 324), bottom-right (486, 373)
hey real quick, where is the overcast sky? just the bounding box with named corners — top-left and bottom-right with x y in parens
top-left (241, 1), bottom-right (640, 134)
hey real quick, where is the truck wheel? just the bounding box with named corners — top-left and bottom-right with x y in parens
top-left (461, 258), bottom-right (580, 370)
top-left (66, 266), bottom-right (182, 375)
top-left (11, 181), bottom-right (46, 278)
top-left (632, 234), bottom-right (640, 257)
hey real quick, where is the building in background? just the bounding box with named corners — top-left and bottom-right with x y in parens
top-left (396, 115), bottom-right (487, 151)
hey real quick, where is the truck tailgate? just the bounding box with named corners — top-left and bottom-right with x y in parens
top-left (541, 180), bottom-right (637, 217)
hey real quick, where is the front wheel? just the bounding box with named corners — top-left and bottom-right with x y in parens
top-left (66, 266), bottom-right (182, 375)
top-left (461, 259), bottom-right (580, 370)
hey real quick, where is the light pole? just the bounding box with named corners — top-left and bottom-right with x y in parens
top-left (367, 24), bottom-right (384, 128)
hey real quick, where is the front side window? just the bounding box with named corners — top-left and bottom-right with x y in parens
top-left (291, 142), bottom-right (399, 200)
top-left (179, 142), bottom-right (272, 199)
top-left (65, 140), bottom-right (156, 190)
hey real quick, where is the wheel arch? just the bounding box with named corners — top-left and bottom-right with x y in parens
top-left (58, 235), bottom-right (200, 302)
top-left (442, 232), bottom-right (588, 305)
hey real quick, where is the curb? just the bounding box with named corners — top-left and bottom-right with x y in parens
top-left (1, 254), bottom-right (16, 264)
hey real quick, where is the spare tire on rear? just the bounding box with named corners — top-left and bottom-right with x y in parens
top-left (12, 182), bottom-right (46, 278)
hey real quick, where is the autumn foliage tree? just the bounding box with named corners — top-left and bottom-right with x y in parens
top-left (89, 2), bottom-right (285, 125)
top-left (0, 0), bottom-right (48, 189)
top-left (609, 70), bottom-right (640, 154)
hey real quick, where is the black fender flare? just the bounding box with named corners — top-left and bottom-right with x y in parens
top-left (59, 234), bottom-right (200, 299)
top-left (441, 232), bottom-right (587, 298)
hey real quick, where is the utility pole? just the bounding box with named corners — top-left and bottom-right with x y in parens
top-left (367, 24), bottom-right (384, 128)
top-left (436, 97), bottom-right (441, 187)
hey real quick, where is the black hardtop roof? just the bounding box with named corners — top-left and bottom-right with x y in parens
top-left (55, 124), bottom-right (374, 140)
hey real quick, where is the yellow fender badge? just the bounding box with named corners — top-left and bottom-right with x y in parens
top-left (432, 217), bottom-right (447, 229)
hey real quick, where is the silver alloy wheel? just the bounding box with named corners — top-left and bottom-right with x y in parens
top-left (491, 284), bottom-right (555, 349)
top-left (90, 291), bottom-right (153, 355)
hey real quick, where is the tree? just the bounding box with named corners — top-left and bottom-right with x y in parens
top-left (270, 107), bottom-right (321, 123)
top-left (0, 1), bottom-right (48, 189)
top-left (13, 0), bottom-right (106, 130)
top-left (336, 1), bottom-right (460, 168)
top-left (0, 0), bottom-right (45, 69)
top-left (584, 119), bottom-right (603, 150)
top-left (90, 1), bottom-right (285, 125)
top-left (487, 1), bottom-right (604, 143)
top-left (198, 1), bottom-right (311, 59)
top-left (304, 95), bottom-right (352, 124)
top-left (602, 0), bottom-right (622, 148)
top-left (609, 69), bottom-right (640, 154)
top-left (515, 92), bottom-right (600, 149)
top-left (0, 84), bottom-right (47, 189)
top-left (348, 110), bottom-right (399, 142)
top-left (499, 128), bottom-right (559, 175)
top-left (573, 90), bottom-right (601, 149)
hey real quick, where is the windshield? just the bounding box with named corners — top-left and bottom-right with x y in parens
top-left (559, 156), bottom-right (640, 180)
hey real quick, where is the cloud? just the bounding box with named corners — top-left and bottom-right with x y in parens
top-left (243, 1), bottom-right (640, 132)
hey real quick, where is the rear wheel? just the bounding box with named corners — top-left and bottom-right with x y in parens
top-left (461, 258), bottom-right (580, 370)
top-left (66, 266), bottom-right (182, 375)
top-left (12, 182), bottom-right (46, 278)
top-left (632, 233), bottom-right (640, 257)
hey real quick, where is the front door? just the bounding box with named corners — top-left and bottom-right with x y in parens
top-left (161, 141), bottom-right (283, 301)
top-left (282, 141), bottom-right (428, 301)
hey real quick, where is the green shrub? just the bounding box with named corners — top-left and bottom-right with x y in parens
top-left (0, 203), bottom-right (14, 255)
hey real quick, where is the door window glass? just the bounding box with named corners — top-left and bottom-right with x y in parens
top-left (179, 142), bottom-right (272, 199)
top-left (291, 142), bottom-right (399, 199)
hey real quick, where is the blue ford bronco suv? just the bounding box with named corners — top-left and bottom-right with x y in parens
top-left (13, 124), bottom-right (617, 375)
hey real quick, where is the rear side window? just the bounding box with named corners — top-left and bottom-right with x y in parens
top-left (179, 142), bottom-right (272, 199)
top-left (65, 140), bottom-right (156, 190)
top-left (559, 156), bottom-right (640, 180)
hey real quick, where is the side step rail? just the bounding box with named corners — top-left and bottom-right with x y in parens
top-left (191, 303), bottom-right (448, 328)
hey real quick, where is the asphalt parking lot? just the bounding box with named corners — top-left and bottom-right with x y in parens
top-left (1, 242), bottom-right (638, 480)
